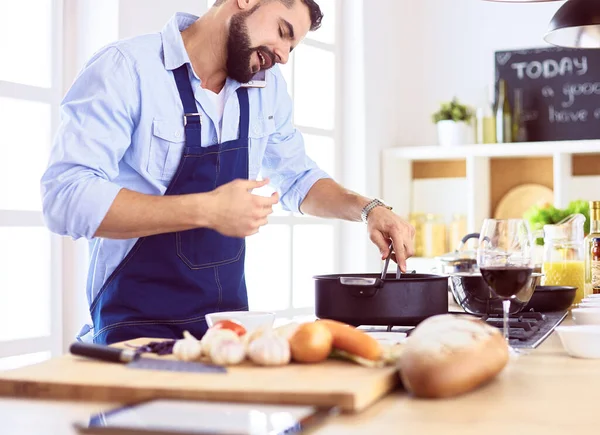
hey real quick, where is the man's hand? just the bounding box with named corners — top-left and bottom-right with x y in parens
top-left (366, 207), bottom-right (415, 272)
top-left (206, 178), bottom-right (279, 238)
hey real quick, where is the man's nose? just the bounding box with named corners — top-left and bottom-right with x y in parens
top-left (275, 44), bottom-right (291, 65)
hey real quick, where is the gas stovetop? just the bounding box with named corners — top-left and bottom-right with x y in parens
top-left (360, 310), bottom-right (568, 349)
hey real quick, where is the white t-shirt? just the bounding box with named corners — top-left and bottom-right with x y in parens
top-left (203, 87), bottom-right (226, 143)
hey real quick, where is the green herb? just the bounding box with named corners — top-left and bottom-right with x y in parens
top-left (431, 98), bottom-right (473, 123)
top-left (524, 200), bottom-right (590, 245)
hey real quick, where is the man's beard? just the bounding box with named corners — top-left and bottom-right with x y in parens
top-left (227, 9), bottom-right (261, 83)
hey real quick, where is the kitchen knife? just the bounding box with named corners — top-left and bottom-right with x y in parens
top-left (69, 342), bottom-right (227, 373)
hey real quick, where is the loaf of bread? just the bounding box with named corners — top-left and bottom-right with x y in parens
top-left (398, 314), bottom-right (509, 399)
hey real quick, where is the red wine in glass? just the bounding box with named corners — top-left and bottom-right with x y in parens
top-left (480, 267), bottom-right (534, 298)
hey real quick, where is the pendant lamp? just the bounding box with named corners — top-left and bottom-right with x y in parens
top-left (483, 0), bottom-right (600, 48)
top-left (544, 0), bottom-right (600, 48)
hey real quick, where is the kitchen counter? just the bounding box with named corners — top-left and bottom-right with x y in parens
top-left (1, 318), bottom-right (599, 435)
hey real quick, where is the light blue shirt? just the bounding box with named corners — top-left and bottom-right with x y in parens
top-left (41, 13), bottom-right (330, 305)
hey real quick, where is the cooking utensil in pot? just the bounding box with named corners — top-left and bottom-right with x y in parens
top-left (381, 243), bottom-right (393, 280)
top-left (523, 286), bottom-right (577, 312)
top-left (381, 242), bottom-right (411, 280)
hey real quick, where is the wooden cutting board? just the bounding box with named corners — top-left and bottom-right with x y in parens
top-left (0, 338), bottom-right (399, 413)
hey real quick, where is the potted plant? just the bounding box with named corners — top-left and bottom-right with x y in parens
top-left (432, 98), bottom-right (474, 146)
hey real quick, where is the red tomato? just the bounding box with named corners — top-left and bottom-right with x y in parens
top-left (211, 320), bottom-right (246, 336)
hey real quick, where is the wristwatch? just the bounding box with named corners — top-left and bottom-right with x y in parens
top-left (361, 198), bottom-right (392, 223)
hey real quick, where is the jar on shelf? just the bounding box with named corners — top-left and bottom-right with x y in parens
top-left (422, 214), bottom-right (447, 258)
top-left (448, 214), bottom-right (467, 252)
top-left (409, 213), bottom-right (426, 257)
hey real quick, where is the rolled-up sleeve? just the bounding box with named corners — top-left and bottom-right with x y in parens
top-left (41, 46), bottom-right (139, 240)
top-left (261, 69), bottom-right (331, 213)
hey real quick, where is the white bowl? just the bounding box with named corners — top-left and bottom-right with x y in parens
top-left (585, 294), bottom-right (600, 299)
top-left (556, 325), bottom-right (600, 359)
top-left (571, 308), bottom-right (600, 326)
top-left (205, 311), bottom-right (275, 332)
top-left (578, 301), bottom-right (600, 309)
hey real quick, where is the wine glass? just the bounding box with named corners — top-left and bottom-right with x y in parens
top-left (477, 219), bottom-right (534, 345)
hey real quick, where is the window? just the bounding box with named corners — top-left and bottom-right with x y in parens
top-left (215, 0), bottom-right (341, 318)
top-left (0, 0), bottom-right (63, 368)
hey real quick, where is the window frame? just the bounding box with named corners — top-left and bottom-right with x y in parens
top-left (0, 0), bottom-right (64, 360)
top-left (260, 0), bottom-right (342, 320)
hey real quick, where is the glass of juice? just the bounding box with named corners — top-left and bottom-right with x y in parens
top-left (477, 219), bottom-right (534, 346)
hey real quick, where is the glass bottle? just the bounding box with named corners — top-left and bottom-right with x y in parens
top-left (475, 86), bottom-right (496, 144)
top-left (495, 79), bottom-right (513, 143)
top-left (512, 88), bottom-right (527, 143)
top-left (592, 238), bottom-right (600, 295)
top-left (584, 201), bottom-right (600, 296)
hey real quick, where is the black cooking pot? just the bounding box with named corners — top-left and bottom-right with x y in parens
top-left (314, 273), bottom-right (449, 326)
top-left (523, 286), bottom-right (577, 312)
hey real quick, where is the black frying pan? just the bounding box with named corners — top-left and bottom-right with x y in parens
top-left (313, 272), bottom-right (449, 326)
top-left (523, 286), bottom-right (577, 312)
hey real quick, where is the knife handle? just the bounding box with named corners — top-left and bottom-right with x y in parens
top-left (69, 342), bottom-right (138, 363)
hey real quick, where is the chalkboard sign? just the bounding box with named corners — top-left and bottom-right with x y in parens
top-left (495, 47), bottom-right (600, 142)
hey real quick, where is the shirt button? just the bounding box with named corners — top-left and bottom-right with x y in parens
top-left (175, 131), bottom-right (181, 138)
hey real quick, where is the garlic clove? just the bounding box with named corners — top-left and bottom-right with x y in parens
top-left (209, 340), bottom-right (246, 366)
top-left (201, 328), bottom-right (240, 356)
top-left (248, 335), bottom-right (291, 366)
top-left (173, 337), bottom-right (202, 362)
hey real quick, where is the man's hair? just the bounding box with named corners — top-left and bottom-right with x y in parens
top-left (213, 0), bottom-right (323, 31)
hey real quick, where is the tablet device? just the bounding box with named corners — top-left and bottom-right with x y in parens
top-left (74, 399), bottom-right (338, 435)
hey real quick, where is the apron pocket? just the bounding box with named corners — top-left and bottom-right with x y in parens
top-left (176, 228), bottom-right (245, 269)
top-left (148, 119), bottom-right (185, 182)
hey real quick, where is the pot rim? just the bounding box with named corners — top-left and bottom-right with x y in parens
top-left (449, 271), bottom-right (544, 278)
top-left (312, 273), bottom-right (447, 282)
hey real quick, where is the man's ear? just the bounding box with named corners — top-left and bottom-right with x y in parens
top-left (236, 0), bottom-right (260, 11)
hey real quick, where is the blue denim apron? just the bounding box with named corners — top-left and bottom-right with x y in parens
top-left (89, 65), bottom-right (249, 345)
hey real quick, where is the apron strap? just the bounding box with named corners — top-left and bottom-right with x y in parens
top-left (236, 87), bottom-right (250, 140)
top-left (173, 64), bottom-right (202, 147)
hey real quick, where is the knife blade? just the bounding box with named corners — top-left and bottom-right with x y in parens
top-left (69, 342), bottom-right (226, 373)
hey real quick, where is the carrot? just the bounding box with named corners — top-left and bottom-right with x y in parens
top-left (317, 319), bottom-right (382, 361)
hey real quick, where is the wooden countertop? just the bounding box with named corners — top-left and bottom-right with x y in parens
top-left (1, 318), bottom-right (599, 435)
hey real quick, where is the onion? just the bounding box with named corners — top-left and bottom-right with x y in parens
top-left (289, 322), bottom-right (333, 363)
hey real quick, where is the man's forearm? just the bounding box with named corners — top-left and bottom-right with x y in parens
top-left (94, 188), bottom-right (211, 239)
top-left (299, 179), bottom-right (371, 222)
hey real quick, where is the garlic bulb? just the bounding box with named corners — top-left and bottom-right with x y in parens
top-left (248, 334), bottom-right (291, 366)
top-left (173, 330), bottom-right (202, 362)
top-left (209, 340), bottom-right (246, 366)
top-left (201, 328), bottom-right (240, 356)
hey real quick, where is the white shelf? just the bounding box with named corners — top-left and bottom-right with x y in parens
top-left (381, 139), bottom-right (600, 238)
top-left (382, 139), bottom-right (600, 161)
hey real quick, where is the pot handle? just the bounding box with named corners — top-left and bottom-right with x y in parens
top-left (339, 277), bottom-right (382, 298)
top-left (459, 233), bottom-right (480, 248)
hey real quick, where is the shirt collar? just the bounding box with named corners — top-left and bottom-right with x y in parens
top-left (160, 12), bottom-right (244, 91)
top-left (161, 12), bottom-right (198, 71)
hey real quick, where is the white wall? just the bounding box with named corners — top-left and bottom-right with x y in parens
top-left (118, 0), bottom-right (206, 39)
top-left (394, 0), bottom-right (565, 147)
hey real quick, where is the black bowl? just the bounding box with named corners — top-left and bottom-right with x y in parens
top-left (449, 272), bottom-right (542, 316)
